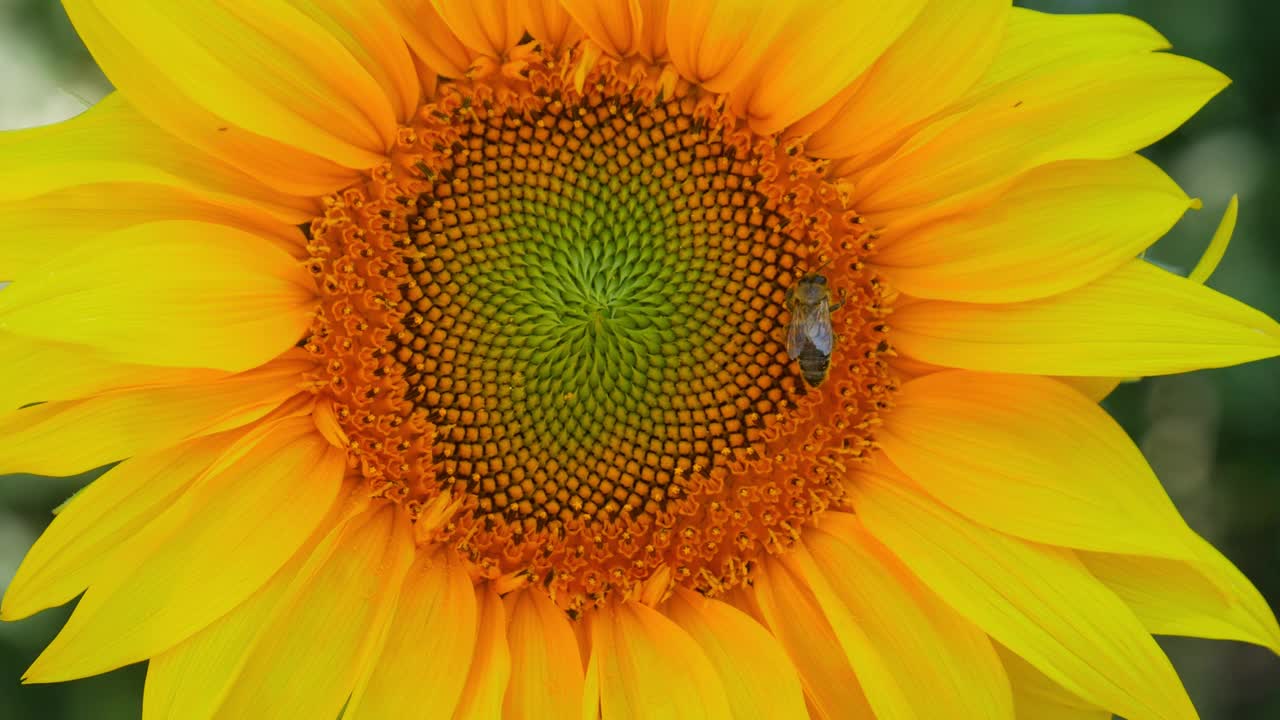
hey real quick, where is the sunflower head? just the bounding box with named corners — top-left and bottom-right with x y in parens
top-left (1, 1), bottom-right (1278, 719)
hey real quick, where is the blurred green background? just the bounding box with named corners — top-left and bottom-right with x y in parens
top-left (0, 0), bottom-right (1277, 718)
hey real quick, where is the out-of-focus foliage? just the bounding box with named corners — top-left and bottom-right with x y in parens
top-left (0, 1), bottom-right (1277, 718)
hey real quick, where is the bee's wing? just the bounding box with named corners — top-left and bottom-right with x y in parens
top-left (787, 300), bottom-right (834, 358)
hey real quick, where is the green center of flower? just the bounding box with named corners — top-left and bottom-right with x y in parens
top-left (303, 48), bottom-right (894, 612)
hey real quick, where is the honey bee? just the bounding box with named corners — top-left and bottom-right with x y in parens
top-left (786, 271), bottom-right (842, 387)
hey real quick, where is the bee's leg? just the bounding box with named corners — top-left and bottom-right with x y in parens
top-left (784, 285), bottom-right (794, 306)
top-left (830, 287), bottom-right (848, 312)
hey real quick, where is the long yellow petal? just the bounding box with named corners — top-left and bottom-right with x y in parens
top-left (663, 0), bottom-right (787, 93)
top-left (559, 0), bottom-right (647, 57)
top-left (795, 514), bottom-right (1016, 719)
top-left (997, 645), bottom-right (1111, 720)
top-left (503, 588), bottom-right (585, 720)
top-left (893, 259), bottom-right (1280, 377)
top-left (742, 563), bottom-right (877, 720)
top-left (0, 220), bottom-right (316, 373)
top-left (66, 0), bottom-right (395, 166)
top-left (380, 0), bottom-right (476, 78)
top-left (0, 93), bottom-right (317, 223)
top-left (0, 356), bottom-right (308, 477)
top-left (142, 490), bottom-right (357, 720)
top-left (211, 505), bottom-right (413, 720)
top-left (0, 431), bottom-right (238, 621)
top-left (732, 0), bottom-right (927, 135)
top-left (346, 549), bottom-right (478, 720)
top-left (0, 332), bottom-right (224, 412)
top-left (451, 585), bottom-right (512, 720)
top-left (429, 0), bottom-right (523, 58)
top-left (24, 417), bottom-right (345, 682)
top-left (803, 0), bottom-right (1007, 161)
top-left (665, 588), bottom-right (809, 720)
top-left (850, 473), bottom-right (1198, 720)
top-left (588, 602), bottom-right (733, 720)
top-left (859, 52), bottom-right (1227, 215)
top-left (880, 371), bottom-right (1201, 561)
top-left (1082, 545), bottom-right (1280, 653)
top-left (523, 0), bottom-right (584, 51)
top-left (875, 155), bottom-right (1193, 302)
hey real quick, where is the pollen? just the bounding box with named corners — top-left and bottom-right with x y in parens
top-left (302, 46), bottom-right (895, 614)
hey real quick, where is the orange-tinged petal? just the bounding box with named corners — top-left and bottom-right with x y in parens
top-left (1082, 543), bottom-right (1280, 653)
top-left (1054, 376), bottom-right (1123, 403)
top-left (663, 0), bottom-right (787, 93)
top-left (880, 371), bottom-right (1202, 561)
top-left (61, 5), bottom-right (370, 196)
top-left (451, 585), bottom-right (512, 720)
top-left (732, 0), bottom-right (927, 135)
top-left (665, 588), bottom-right (808, 720)
top-left (0, 356), bottom-right (308, 477)
top-left (587, 601), bottom-right (732, 720)
top-left (0, 220), bottom-right (316, 373)
top-left (381, 0), bottom-right (475, 78)
top-left (430, 0), bottom-right (523, 58)
top-left (0, 431), bottom-right (237, 621)
top-left (23, 417), bottom-right (345, 682)
top-left (523, 0), bottom-right (584, 51)
top-left (66, 0), bottom-right (396, 165)
top-left (851, 473), bottom-right (1198, 720)
top-left (0, 332), bottom-right (224, 412)
top-left (795, 514), bottom-right (1015, 719)
top-left (286, 0), bottom-right (421, 122)
top-left (503, 588), bottom-right (585, 720)
top-left (743, 562), bottom-right (876, 720)
top-left (858, 52), bottom-right (1227, 215)
top-left (803, 0), bottom-right (1007, 161)
top-left (997, 645), bottom-right (1111, 720)
top-left (874, 155), bottom-right (1194, 302)
top-left (0, 182), bottom-right (305, 283)
top-left (560, 0), bottom-right (644, 57)
top-left (346, 549), bottom-right (478, 720)
top-left (211, 505), bottom-right (413, 720)
top-left (893, 259), bottom-right (1280, 377)
top-left (0, 93), bottom-right (317, 223)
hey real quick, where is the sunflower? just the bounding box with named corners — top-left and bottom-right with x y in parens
top-left (2, 1), bottom-right (1279, 718)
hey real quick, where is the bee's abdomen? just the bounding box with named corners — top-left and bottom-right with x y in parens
top-left (797, 346), bottom-right (831, 386)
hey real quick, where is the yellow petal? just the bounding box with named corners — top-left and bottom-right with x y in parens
top-left (503, 588), bottom-right (585, 720)
top-left (742, 562), bottom-right (877, 720)
top-left (587, 601), bottom-right (732, 720)
top-left (803, 0), bottom-right (1007, 161)
top-left (346, 549), bottom-right (478, 720)
top-left (665, 588), bottom-right (808, 720)
top-left (142, 491), bottom-right (355, 720)
top-left (892, 259), bottom-right (1280, 377)
top-left (663, 0), bottom-right (787, 93)
top-left (451, 585), bottom-right (512, 720)
top-left (850, 473), bottom-right (1198, 720)
top-left (859, 52), bottom-right (1227, 215)
top-left (24, 417), bottom-right (345, 682)
top-left (211, 505), bottom-right (413, 720)
top-left (0, 182), bottom-right (305, 283)
top-left (381, 0), bottom-right (476, 78)
top-left (61, 5), bottom-right (371, 196)
top-left (968, 9), bottom-right (1170, 102)
top-left (0, 93), bottom-right (317, 223)
top-left (880, 371), bottom-right (1201, 561)
top-left (0, 220), bottom-right (316, 373)
top-left (733, 0), bottom-right (927, 135)
top-left (793, 513), bottom-right (1016, 719)
top-left (1054, 376), bottom-right (1122, 403)
top-left (523, 0), bottom-right (584, 51)
top-left (0, 332), bottom-right (224, 412)
top-left (66, 0), bottom-right (396, 166)
top-left (997, 645), bottom-right (1111, 720)
top-left (1082, 543), bottom-right (1280, 653)
top-left (430, 0), bottom-right (523, 58)
top-left (1188, 194), bottom-right (1239, 284)
top-left (875, 155), bottom-right (1194, 302)
top-left (0, 356), bottom-right (308, 477)
top-left (0, 431), bottom-right (237, 621)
